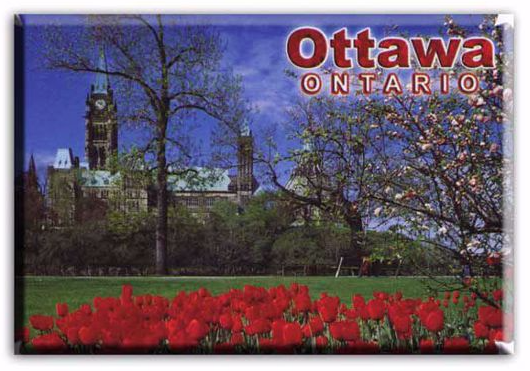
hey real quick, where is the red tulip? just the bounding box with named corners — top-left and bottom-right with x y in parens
top-left (22, 284), bottom-right (508, 354)
top-left (232, 314), bottom-right (243, 332)
top-left (308, 316), bottom-right (324, 335)
top-left (424, 309), bottom-right (444, 332)
top-left (492, 289), bottom-right (503, 302)
top-left (78, 325), bottom-right (99, 345)
top-left (474, 321), bottom-right (489, 339)
top-left (219, 313), bottom-right (233, 330)
top-left (478, 306), bottom-right (503, 328)
top-left (31, 332), bottom-right (67, 353)
top-left (329, 322), bottom-right (344, 341)
top-left (294, 293), bottom-right (312, 312)
top-left (282, 322), bottom-right (303, 346)
top-left (316, 296), bottom-right (339, 323)
top-left (80, 303), bottom-right (92, 315)
top-left (29, 315), bottom-right (54, 331)
top-left (341, 321), bottom-right (360, 341)
top-left (198, 287), bottom-right (210, 297)
top-left (443, 337), bottom-right (470, 354)
top-left (392, 315), bottom-right (412, 335)
top-left (484, 341), bottom-right (498, 354)
top-left (56, 303), bottom-right (69, 317)
top-left (352, 294), bottom-right (366, 309)
top-left (185, 319), bottom-right (209, 341)
top-left (100, 329), bottom-right (120, 349)
top-left (420, 338), bottom-right (435, 353)
top-left (168, 332), bottom-right (198, 353)
top-left (66, 327), bottom-right (80, 345)
top-left (343, 340), bottom-right (380, 354)
top-left (489, 328), bottom-right (504, 342)
top-left (315, 335), bottom-right (328, 349)
top-left (366, 299), bottom-right (386, 320)
top-left (121, 284), bottom-right (133, 299)
top-left (230, 332), bottom-right (244, 346)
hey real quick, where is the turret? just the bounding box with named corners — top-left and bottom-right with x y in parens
top-left (236, 121), bottom-right (255, 205)
top-left (85, 46), bottom-right (118, 170)
top-left (93, 47), bottom-right (110, 94)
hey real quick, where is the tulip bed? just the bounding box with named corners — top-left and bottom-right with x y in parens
top-left (17, 283), bottom-right (508, 354)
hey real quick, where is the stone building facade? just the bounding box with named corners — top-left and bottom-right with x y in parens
top-left (46, 52), bottom-right (258, 225)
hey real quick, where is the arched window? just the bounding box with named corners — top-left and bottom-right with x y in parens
top-left (99, 147), bottom-right (106, 168)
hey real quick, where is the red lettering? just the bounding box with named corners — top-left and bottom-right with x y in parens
top-left (378, 38), bottom-right (410, 68)
top-left (383, 73), bottom-right (403, 95)
top-left (411, 38), bottom-right (461, 68)
top-left (412, 73), bottom-right (431, 95)
top-left (301, 73), bottom-right (322, 95)
top-left (330, 28), bottom-right (352, 68)
top-left (358, 73), bottom-right (376, 94)
top-left (353, 29), bottom-right (376, 68)
top-left (462, 38), bottom-right (495, 68)
top-left (287, 28), bottom-right (328, 68)
top-left (458, 73), bottom-right (479, 94)
top-left (440, 73), bottom-right (450, 94)
top-left (331, 72), bottom-right (350, 95)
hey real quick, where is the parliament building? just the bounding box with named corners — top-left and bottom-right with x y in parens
top-left (45, 53), bottom-right (258, 225)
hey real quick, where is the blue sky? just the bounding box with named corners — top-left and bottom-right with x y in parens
top-left (19, 14), bottom-right (487, 181)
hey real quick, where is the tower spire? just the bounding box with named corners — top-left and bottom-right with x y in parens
top-left (86, 46), bottom-right (118, 171)
top-left (240, 119), bottom-right (251, 137)
top-left (93, 46), bottom-right (109, 94)
top-left (26, 153), bottom-right (39, 190)
top-left (28, 154), bottom-right (36, 175)
top-left (237, 120), bottom-right (254, 206)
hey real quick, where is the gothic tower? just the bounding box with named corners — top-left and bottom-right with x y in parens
top-left (85, 48), bottom-right (118, 170)
top-left (237, 121), bottom-right (254, 205)
top-left (26, 154), bottom-right (40, 192)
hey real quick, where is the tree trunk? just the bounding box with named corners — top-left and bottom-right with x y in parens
top-left (155, 124), bottom-right (168, 275)
top-left (347, 213), bottom-right (364, 266)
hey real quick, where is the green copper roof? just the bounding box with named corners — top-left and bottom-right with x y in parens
top-left (93, 47), bottom-right (109, 94)
top-left (168, 167), bottom-right (232, 192)
top-left (79, 167), bottom-right (233, 192)
top-left (80, 170), bottom-right (119, 187)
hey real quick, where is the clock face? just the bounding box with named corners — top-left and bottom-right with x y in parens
top-left (95, 99), bottom-right (106, 110)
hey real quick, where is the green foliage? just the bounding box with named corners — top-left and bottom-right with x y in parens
top-left (23, 189), bottom-right (447, 276)
top-left (194, 193), bottom-right (293, 274)
top-left (271, 225), bottom-right (336, 268)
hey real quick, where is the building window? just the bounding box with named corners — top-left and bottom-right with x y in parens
top-left (184, 197), bottom-right (200, 207)
top-left (206, 197), bottom-right (218, 207)
top-left (94, 124), bottom-right (107, 141)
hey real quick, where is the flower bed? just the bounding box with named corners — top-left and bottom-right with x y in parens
top-left (17, 284), bottom-right (508, 354)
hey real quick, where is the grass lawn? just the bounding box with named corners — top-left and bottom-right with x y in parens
top-left (17, 275), bottom-right (454, 331)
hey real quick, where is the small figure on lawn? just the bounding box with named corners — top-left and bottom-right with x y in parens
top-left (360, 257), bottom-right (371, 277)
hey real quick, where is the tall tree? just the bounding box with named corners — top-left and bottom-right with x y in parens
top-left (364, 16), bottom-right (511, 302)
top-left (262, 96), bottom-right (390, 265)
top-left (43, 15), bottom-right (248, 274)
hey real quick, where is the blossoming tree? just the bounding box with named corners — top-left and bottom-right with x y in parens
top-left (364, 16), bottom-right (512, 304)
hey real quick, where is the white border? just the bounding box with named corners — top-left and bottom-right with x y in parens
top-left (2, 1), bottom-right (529, 371)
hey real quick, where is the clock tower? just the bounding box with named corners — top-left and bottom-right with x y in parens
top-left (236, 121), bottom-right (255, 205)
top-left (85, 48), bottom-right (118, 171)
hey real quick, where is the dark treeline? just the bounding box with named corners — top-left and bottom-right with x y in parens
top-left (18, 191), bottom-right (457, 276)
